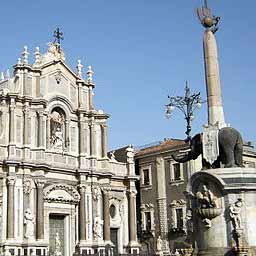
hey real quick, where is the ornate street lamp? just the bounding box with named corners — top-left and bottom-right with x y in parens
top-left (165, 82), bottom-right (205, 141)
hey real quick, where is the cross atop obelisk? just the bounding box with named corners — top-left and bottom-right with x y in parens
top-left (197, 0), bottom-right (226, 128)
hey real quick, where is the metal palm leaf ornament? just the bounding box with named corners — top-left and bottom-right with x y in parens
top-left (197, 0), bottom-right (220, 33)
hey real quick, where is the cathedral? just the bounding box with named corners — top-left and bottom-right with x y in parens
top-left (0, 35), bottom-right (139, 256)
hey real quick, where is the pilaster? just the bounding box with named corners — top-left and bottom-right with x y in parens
top-left (127, 189), bottom-right (140, 253)
top-left (8, 97), bottom-right (16, 158)
top-left (38, 111), bottom-right (44, 148)
top-left (101, 124), bottom-right (107, 158)
top-left (78, 184), bottom-right (87, 241)
top-left (6, 175), bottom-right (16, 239)
top-left (35, 178), bottom-right (45, 240)
top-left (102, 187), bottom-right (111, 243)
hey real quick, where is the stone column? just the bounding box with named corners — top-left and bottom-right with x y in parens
top-left (36, 179), bottom-right (45, 240)
top-left (102, 188), bottom-right (110, 242)
top-left (38, 112), bottom-right (44, 147)
top-left (78, 84), bottom-right (83, 108)
top-left (79, 114), bottom-right (86, 155)
top-left (9, 100), bottom-right (15, 144)
top-left (156, 157), bottom-right (170, 254)
top-left (90, 123), bottom-right (96, 157)
top-left (23, 103), bottom-right (29, 145)
top-left (46, 116), bottom-right (51, 149)
top-left (79, 185), bottom-right (86, 241)
top-left (128, 190), bottom-right (137, 243)
top-left (88, 86), bottom-right (93, 110)
top-left (101, 124), bottom-right (107, 158)
top-left (6, 176), bottom-right (16, 239)
top-left (65, 120), bottom-right (70, 150)
top-left (203, 29), bottom-right (226, 127)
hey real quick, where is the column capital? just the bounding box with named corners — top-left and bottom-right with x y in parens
top-left (78, 184), bottom-right (87, 193)
top-left (36, 110), bottom-right (44, 117)
top-left (35, 179), bottom-right (46, 188)
top-left (102, 186), bottom-right (111, 195)
top-left (128, 190), bottom-right (137, 197)
top-left (6, 176), bottom-right (16, 186)
top-left (101, 123), bottom-right (107, 128)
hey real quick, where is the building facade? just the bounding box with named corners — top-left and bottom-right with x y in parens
top-left (0, 41), bottom-right (139, 256)
top-left (135, 139), bottom-right (256, 255)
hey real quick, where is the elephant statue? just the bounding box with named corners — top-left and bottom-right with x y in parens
top-left (172, 127), bottom-right (243, 169)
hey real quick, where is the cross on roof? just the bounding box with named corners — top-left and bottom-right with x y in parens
top-left (53, 28), bottom-right (64, 51)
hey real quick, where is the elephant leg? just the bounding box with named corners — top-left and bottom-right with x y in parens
top-left (223, 148), bottom-right (236, 168)
top-left (234, 143), bottom-right (243, 167)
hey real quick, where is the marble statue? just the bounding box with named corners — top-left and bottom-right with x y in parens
top-left (196, 185), bottom-right (217, 209)
top-left (93, 216), bottom-right (103, 239)
top-left (230, 198), bottom-right (243, 230)
top-left (24, 208), bottom-right (35, 239)
top-left (53, 127), bottom-right (64, 150)
top-left (156, 236), bottom-right (162, 251)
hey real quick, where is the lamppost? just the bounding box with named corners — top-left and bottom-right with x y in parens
top-left (165, 82), bottom-right (205, 141)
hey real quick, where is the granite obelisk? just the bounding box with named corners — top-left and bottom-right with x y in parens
top-left (198, 0), bottom-right (226, 128)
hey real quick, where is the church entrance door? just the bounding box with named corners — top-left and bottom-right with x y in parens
top-left (110, 228), bottom-right (119, 255)
top-left (49, 214), bottom-right (65, 256)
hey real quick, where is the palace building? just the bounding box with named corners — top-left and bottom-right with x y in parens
top-left (0, 37), bottom-right (139, 256)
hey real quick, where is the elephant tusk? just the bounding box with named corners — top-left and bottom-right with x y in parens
top-left (179, 148), bottom-right (191, 153)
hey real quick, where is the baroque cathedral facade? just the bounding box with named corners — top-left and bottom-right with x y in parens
top-left (0, 40), bottom-right (139, 255)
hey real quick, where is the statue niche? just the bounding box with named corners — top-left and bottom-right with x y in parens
top-left (50, 108), bottom-right (66, 151)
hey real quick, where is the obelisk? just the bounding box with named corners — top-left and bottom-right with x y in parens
top-left (197, 0), bottom-right (226, 128)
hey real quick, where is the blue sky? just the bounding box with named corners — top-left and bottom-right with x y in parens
top-left (0, 0), bottom-right (255, 149)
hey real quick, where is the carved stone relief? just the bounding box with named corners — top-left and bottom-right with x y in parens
top-left (192, 184), bottom-right (222, 228)
top-left (93, 216), bottom-right (103, 239)
top-left (23, 178), bottom-right (32, 195)
top-left (44, 184), bottom-right (80, 204)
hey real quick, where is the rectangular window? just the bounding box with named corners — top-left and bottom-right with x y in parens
top-left (173, 163), bottom-right (181, 180)
top-left (143, 169), bottom-right (150, 185)
top-left (176, 208), bottom-right (183, 229)
top-left (144, 212), bottom-right (151, 231)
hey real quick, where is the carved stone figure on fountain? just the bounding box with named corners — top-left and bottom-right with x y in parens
top-left (230, 198), bottom-right (243, 231)
top-left (190, 184), bottom-right (221, 229)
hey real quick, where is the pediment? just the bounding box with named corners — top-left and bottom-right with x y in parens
top-left (39, 63), bottom-right (79, 108)
top-left (44, 184), bottom-right (80, 204)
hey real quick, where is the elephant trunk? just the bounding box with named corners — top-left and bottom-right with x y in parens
top-left (172, 151), bottom-right (193, 163)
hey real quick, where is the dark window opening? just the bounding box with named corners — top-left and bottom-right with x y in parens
top-left (173, 163), bottom-right (181, 180)
top-left (145, 212), bottom-right (151, 231)
top-left (176, 208), bottom-right (184, 229)
top-left (143, 169), bottom-right (150, 185)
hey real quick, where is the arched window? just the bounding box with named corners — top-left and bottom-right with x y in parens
top-left (50, 107), bottom-right (66, 151)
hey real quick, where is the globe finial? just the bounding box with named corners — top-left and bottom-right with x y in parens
top-left (197, 0), bottom-right (220, 33)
